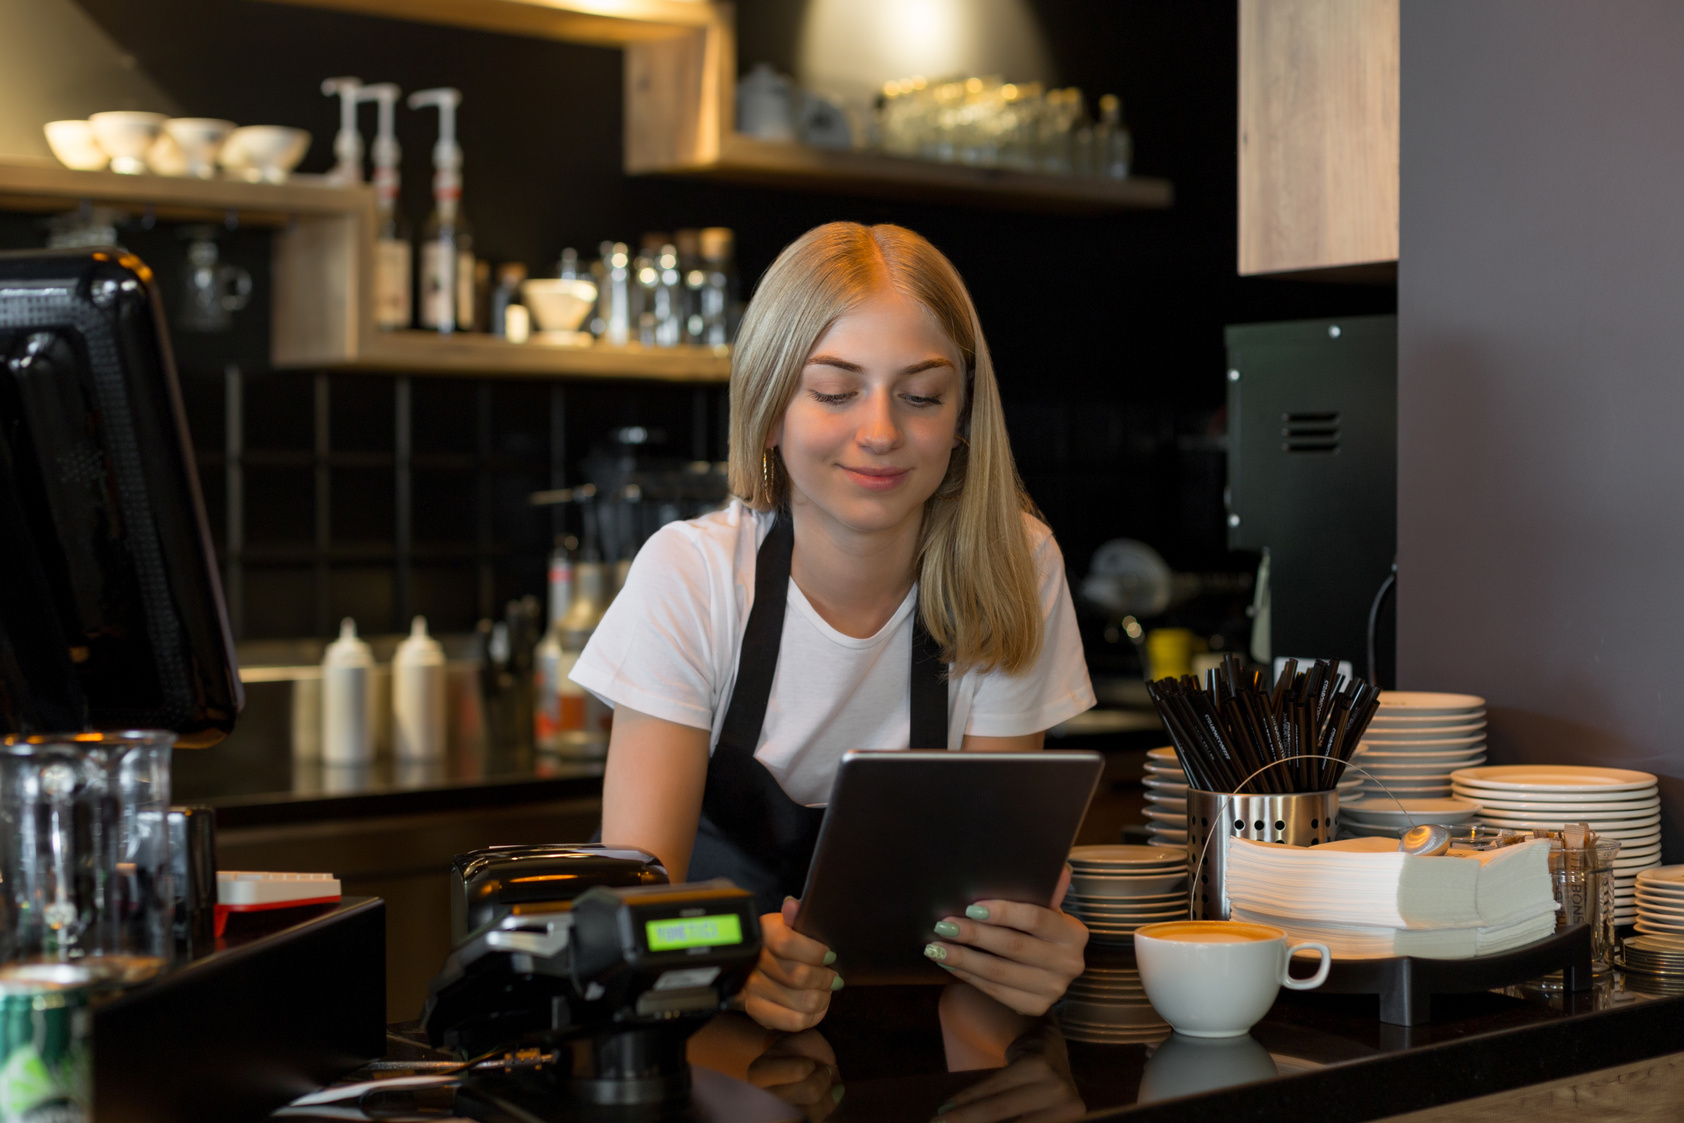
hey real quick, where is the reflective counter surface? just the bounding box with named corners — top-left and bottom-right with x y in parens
top-left (293, 949), bottom-right (1684, 1122)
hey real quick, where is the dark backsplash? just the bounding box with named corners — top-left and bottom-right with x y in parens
top-left (32, 0), bottom-right (1394, 642)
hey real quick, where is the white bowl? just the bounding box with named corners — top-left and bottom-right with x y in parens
top-left (521, 278), bottom-right (598, 332)
top-left (43, 121), bottom-right (107, 171)
top-left (162, 118), bottom-right (235, 179)
top-left (221, 125), bottom-right (311, 183)
top-left (89, 111), bottom-right (168, 174)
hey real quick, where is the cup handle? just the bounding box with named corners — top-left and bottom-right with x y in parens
top-left (1281, 941), bottom-right (1332, 990)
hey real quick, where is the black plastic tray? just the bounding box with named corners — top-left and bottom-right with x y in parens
top-left (1314, 923), bottom-right (1592, 1025)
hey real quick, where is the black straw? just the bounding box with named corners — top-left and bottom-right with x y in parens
top-left (1146, 655), bottom-right (1381, 794)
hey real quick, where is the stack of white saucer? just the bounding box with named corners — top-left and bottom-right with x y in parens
top-left (1065, 845), bottom-right (1187, 947)
top-left (1452, 764), bottom-right (1661, 926)
top-left (1347, 692), bottom-right (1487, 801)
top-left (1056, 950), bottom-right (1171, 1045)
top-left (1141, 747), bottom-right (1189, 848)
top-left (1634, 867), bottom-right (1684, 940)
top-left (1143, 747), bottom-right (1362, 846)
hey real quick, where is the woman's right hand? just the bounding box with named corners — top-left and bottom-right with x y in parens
top-left (743, 897), bottom-right (842, 1032)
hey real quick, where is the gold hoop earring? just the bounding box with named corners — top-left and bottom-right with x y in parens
top-left (761, 448), bottom-right (775, 505)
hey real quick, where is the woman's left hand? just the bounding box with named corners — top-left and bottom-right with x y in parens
top-left (922, 865), bottom-right (1087, 1016)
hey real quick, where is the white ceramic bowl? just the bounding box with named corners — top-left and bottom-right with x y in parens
top-left (221, 125), bottom-right (310, 183)
top-left (521, 278), bottom-right (598, 332)
top-left (89, 111), bottom-right (168, 174)
top-left (43, 121), bottom-right (108, 171)
top-left (162, 118), bottom-right (236, 179)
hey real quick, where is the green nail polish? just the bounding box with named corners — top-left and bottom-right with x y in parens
top-left (831, 974), bottom-right (845, 991)
top-left (934, 920), bottom-right (960, 938)
top-left (966, 904), bottom-right (990, 921)
top-left (832, 1085), bottom-right (845, 1105)
top-left (923, 942), bottom-right (948, 962)
top-left (938, 1100), bottom-right (958, 1113)
top-left (823, 950), bottom-right (836, 965)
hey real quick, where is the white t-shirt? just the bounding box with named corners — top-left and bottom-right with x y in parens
top-left (570, 500), bottom-right (1096, 806)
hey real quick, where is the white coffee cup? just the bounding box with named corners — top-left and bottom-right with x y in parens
top-left (1133, 920), bottom-right (1332, 1038)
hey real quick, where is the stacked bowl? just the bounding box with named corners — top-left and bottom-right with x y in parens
top-left (1065, 845), bottom-right (1187, 947)
top-left (1452, 764), bottom-right (1660, 926)
top-left (1347, 691), bottom-right (1487, 801)
top-left (1055, 947), bottom-right (1171, 1045)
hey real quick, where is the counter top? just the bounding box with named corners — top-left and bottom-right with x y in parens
top-left (173, 742), bottom-right (603, 829)
top-left (294, 952), bottom-right (1684, 1123)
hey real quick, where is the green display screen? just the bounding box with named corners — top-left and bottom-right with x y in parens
top-left (645, 914), bottom-right (743, 952)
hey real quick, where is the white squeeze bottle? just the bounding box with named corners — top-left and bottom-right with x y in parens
top-left (321, 618), bottom-right (374, 765)
top-left (393, 615), bottom-right (446, 761)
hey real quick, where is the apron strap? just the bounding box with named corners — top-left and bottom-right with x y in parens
top-left (695, 508), bottom-right (950, 912)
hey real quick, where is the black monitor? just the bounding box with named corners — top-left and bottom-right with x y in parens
top-left (0, 248), bottom-right (240, 746)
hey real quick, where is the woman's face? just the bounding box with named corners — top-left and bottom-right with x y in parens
top-left (772, 288), bottom-right (965, 539)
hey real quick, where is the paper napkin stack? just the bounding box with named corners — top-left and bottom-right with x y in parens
top-left (1226, 837), bottom-right (1558, 959)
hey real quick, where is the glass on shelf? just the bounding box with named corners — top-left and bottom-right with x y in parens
top-left (876, 76), bottom-right (1128, 180)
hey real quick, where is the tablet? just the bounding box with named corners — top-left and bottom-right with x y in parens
top-left (793, 750), bottom-right (1104, 983)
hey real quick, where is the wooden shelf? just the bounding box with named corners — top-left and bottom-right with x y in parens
top-left (348, 332), bottom-right (730, 382)
top-left (658, 135), bottom-right (1173, 213)
top-left (257, 0), bottom-right (1174, 214)
top-left (0, 158), bottom-right (372, 226)
top-left (255, 0), bottom-right (720, 45)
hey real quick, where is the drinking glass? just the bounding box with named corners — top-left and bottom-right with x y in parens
top-left (1, 732), bottom-right (176, 982)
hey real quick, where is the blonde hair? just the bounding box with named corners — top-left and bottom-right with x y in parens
top-left (728, 222), bottom-right (1043, 675)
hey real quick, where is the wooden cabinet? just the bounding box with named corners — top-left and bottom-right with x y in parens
top-left (1238, 0), bottom-right (1398, 278)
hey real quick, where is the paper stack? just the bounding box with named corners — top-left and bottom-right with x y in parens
top-left (1226, 837), bottom-right (1558, 959)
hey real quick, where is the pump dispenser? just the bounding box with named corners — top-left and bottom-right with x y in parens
top-left (393, 615), bottom-right (446, 761)
top-left (409, 87), bottom-right (474, 333)
top-left (321, 617), bottom-right (374, 766)
top-left (320, 76), bottom-right (364, 185)
top-left (358, 82), bottom-right (411, 329)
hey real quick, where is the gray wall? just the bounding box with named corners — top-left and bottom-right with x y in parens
top-left (1399, 1), bottom-right (1684, 857)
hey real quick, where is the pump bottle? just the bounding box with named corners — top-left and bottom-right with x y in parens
top-left (359, 82), bottom-right (411, 329)
top-left (320, 76), bottom-right (364, 185)
top-left (410, 87), bottom-right (474, 333)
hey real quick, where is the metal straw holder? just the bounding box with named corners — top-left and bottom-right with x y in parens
top-left (1187, 789), bottom-right (1341, 920)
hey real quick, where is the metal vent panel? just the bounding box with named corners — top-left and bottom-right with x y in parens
top-left (1282, 411), bottom-right (1339, 454)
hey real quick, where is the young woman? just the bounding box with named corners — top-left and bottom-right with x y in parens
top-left (572, 222), bottom-right (1096, 1033)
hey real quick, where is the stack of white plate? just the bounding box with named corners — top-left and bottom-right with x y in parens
top-left (1056, 951), bottom-right (1171, 1045)
top-left (1065, 845), bottom-right (1187, 946)
top-left (1347, 691), bottom-right (1487, 801)
top-left (1141, 747), bottom-right (1188, 848)
top-left (1338, 796), bottom-right (1481, 838)
top-left (1143, 746), bottom-right (1362, 844)
top-left (1452, 765), bottom-right (1661, 925)
top-left (1633, 867), bottom-right (1684, 940)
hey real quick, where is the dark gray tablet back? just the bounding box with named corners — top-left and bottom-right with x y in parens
top-left (793, 750), bottom-right (1104, 982)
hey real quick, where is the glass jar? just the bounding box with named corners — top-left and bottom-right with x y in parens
top-left (0, 731), bottom-right (176, 983)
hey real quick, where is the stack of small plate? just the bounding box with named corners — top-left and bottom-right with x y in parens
top-left (1338, 796), bottom-right (1481, 839)
top-left (1141, 747), bottom-right (1189, 848)
top-left (1056, 949), bottom-right (1171, 1045)
top-left (1347, 691), bottom-right (1487, 801)
top-left (1452, 765), bottom-right (1661, 926)
top-left (1066, 845), bottom-right (1187, 947)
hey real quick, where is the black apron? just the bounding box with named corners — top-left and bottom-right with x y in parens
top-left (689, 510), bottom-right (949, 916)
